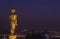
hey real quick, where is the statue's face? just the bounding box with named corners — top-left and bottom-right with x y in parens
top-left (11, 9), bottom-right (16, 13)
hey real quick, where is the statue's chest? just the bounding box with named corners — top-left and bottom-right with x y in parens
top-left (11, 15), bottom-right (16, 20)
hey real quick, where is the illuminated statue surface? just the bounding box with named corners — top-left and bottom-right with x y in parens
top-left (9, 8), bottom-right (17, 35)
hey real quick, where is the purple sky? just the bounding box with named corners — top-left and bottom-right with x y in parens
top-left (0, 0), bottom-right (60, 32)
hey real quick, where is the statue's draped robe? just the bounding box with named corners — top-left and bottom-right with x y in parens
top-left (9, 15), bottom-right (17, 35)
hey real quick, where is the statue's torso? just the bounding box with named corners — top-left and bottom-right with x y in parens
top-left (10, 15), bottom-right (17, 26)
top-left (10, 15), bottom-right (17, 21)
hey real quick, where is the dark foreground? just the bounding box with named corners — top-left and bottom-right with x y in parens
top-left (0, 31), bottom-right (60, 39)
top-left (0, 33), bottom-right (60, 39)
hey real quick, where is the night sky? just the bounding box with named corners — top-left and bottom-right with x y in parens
top-left (0, 0), bottom-right (60, 32)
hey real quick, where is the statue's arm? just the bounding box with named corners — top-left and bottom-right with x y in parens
top-left (15, 15), bottom-right (17, 26)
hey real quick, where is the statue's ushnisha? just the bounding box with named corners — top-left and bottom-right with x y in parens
top-left (9, 8), bottom-right (17, 39)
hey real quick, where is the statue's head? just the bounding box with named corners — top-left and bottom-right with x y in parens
top-left (11, 8), bottom-right (16, 13)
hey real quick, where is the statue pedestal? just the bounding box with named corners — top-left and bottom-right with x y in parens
top-left (9, 35), bottom-right (16, 39)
